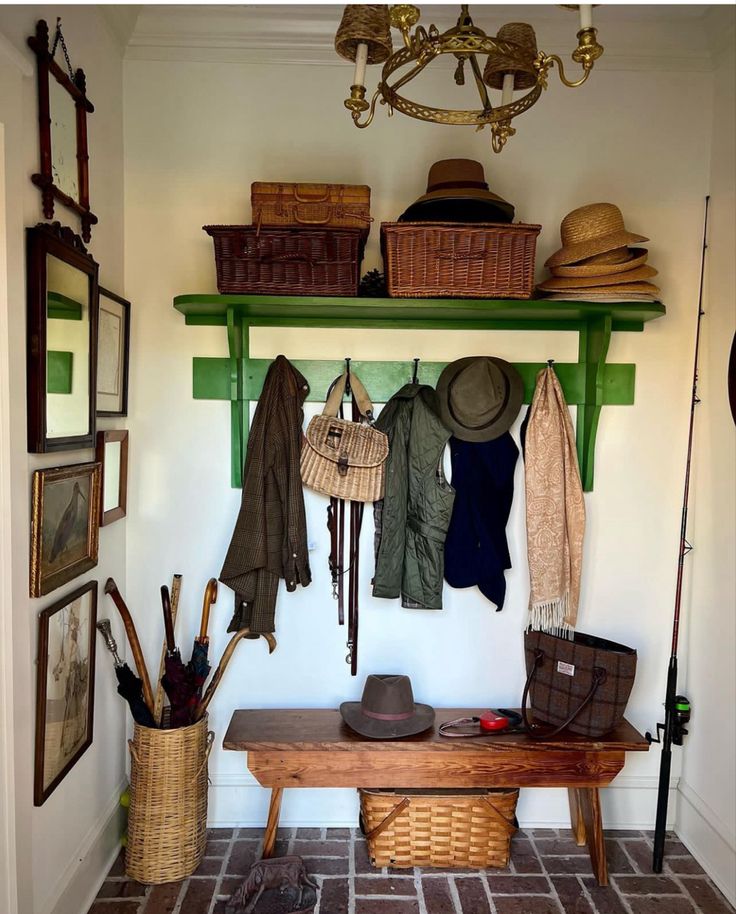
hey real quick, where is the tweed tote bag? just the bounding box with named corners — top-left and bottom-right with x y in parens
top-left (301, 372), bottom-right (388, 502)
top-left (522, 629), bottom-right (637, 738)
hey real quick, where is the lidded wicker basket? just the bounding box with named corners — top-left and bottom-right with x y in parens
top-left (126, 716), bottom-right (214, 884)
top-left (359, 787), bottom-right (519, 869)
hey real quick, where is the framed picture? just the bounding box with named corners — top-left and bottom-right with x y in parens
top-left (96, 430), bottom-right (128, 525)
top-left (30, 462), bottom-right (101, 598)
top-left (34, 580), bottom-right (97, 805)
top-left (96, 287), bottom-right (130, 417)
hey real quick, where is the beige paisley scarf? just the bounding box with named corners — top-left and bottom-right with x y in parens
top-left (524, 366), bottom-right (585, 635)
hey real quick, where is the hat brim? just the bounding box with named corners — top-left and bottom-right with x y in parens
top-left (551, 248), bottom-right (648, 278)
top-left (339, 702), bottom-right (435, 739)
top-left (436, 356), bottom-right (524, 443)
top-left (545, 229), bottom-right (649, 268)
top-left (538, 265), bottom-right (657, 290)
top-left (538, 281), bottom-right (660, 297)
top-left (400, 189), bottom-right (515, 224)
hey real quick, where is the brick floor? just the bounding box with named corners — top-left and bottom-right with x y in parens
top-left (88, 828), bottom-right (735, 914)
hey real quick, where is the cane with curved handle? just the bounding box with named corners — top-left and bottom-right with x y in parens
top-left (104, 577), bottom-right (155, 717)
top-left (198, 578), bottom-right (219, 643)
top-left (193, 628), bottom-right (277, 722)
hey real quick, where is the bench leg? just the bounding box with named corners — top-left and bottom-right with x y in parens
top-left (568, 788), bottom-right (587, 846)
top-left (262, 787), bottom-right (283, 859)
top-left (578, 787), bottom-right (608, 886)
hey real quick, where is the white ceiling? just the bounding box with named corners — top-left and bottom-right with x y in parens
top-left (108, 4), bottom-right (734, 69)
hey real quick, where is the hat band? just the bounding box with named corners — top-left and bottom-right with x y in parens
top-left (362, 708), bottom-right (414, 721)
top-left (427, 180), bottom-right (489, 192)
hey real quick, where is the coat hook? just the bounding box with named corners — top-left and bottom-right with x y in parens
top-left (547, 358), bottom-right (555, 367)
top-left (345, 357), bottom-right (351, 395)
top-left (412, 357), bottom-right (420, 384)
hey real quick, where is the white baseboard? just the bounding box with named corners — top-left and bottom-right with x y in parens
top-left (676, 779), bottom-right (736, 906)
top-left (43, 778), bottom-right (127, 914)
top-left (207, 773), bottom-right (678, 831)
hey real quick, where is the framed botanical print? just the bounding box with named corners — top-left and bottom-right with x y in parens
top-left (34, 581), bottom-right (97, 805)
top-left (30, 462), bottom-right (101, 597)
top-left (95, 430), bottom-right (128, 525)
top-left (96, 287), bottom-right (130, 417)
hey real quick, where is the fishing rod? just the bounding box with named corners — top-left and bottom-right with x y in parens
top-left (646, 195), bottom-right (709, 873)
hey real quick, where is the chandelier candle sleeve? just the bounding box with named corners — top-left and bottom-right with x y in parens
top-left (579, 5), bottom-right (593, 29)
top-left (502, 73), bottom-right (514, 106)
top-left (354, 42), bottom-right (369, 87)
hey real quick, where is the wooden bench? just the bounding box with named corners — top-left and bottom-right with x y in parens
top-left (224, 708), bottom-right (649, 886)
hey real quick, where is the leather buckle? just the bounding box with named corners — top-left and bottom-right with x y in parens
top-left (338, 454), bottom-right (349, 476)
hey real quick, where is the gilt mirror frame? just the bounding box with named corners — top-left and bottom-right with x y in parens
top-left (27, 222), bottom-right (99, 453)
top-left (27, 19), bottom-right (98, 242)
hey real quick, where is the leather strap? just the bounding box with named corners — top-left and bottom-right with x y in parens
top-left (323, 371), bottom-right (374, 419)
top-left (360, 797), bottom-right (411, 841)
top-left (521, 649), bottom-right (607, 739)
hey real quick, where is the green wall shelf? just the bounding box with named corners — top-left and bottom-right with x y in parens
top-left (173, 294), bottom-right (666, 490)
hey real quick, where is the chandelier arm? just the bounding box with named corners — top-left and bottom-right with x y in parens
top-left (387, 54), bottom-right (436, 96)
top-left (352, 87), bottom-right (381, 128)
top-left (468, 52), bottom-right (493, 114)
top-left (540, 53), bottom-right (592, 88)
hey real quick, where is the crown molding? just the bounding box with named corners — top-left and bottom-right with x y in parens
top-left (125, 4), bottom-right (717, 72)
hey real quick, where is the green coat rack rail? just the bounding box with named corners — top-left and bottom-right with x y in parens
top-left (173, 295), bottom-right (666, 490)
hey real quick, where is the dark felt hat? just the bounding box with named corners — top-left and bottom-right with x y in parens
top-left (340, 674), bottom-right (435, 739)
top-left (399, 159), bottom-right (515, 224)
top-left (436, 356), bottom-right (524, 442)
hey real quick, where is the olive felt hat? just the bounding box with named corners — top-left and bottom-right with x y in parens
top-left (340, 674), bottom-right (435, 739)
top-left (436, 356), bottom-right (524, 442)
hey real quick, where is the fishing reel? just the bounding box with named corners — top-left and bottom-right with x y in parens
top-left (646, 695), bottom-right (691, 747)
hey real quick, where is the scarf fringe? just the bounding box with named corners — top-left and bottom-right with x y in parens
top-left (527, 597), bottom-right (575, 640)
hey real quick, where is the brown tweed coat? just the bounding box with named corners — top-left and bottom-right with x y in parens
top-left (220, 355), bottom-right (311, 633)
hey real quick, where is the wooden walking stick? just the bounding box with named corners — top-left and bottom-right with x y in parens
top-left (193, 628), bottom-right (277, 722)
top-left (153, 573), bottom-right (182, 725)
top-left (104, 577), bottom-right (155, 718)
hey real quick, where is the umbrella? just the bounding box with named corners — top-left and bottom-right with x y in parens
top-left (96, 619), bottom-right (156, 728)
top-left (104, 578), bottom-right (155, 720)
top-left (160, 584), bottom-right (197, 728)
top-left (188, 578), bottom-right (219, 705)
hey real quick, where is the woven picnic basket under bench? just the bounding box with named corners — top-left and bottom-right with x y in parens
top-left (359, 787), bottom-right (519, 869)
top-left (382, 221), bottom-right (542, 299)
top-left (251, 182), bottom-right (372, 232)
top-left (204, 224), bottom-right (366, 296)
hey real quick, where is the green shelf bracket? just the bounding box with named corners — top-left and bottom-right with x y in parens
top-left (175, 294), bottom-right (665, 490)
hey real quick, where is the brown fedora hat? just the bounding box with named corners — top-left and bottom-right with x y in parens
top-left (551, 248), bottom-right (649, 278)
top-left (538, 264), bottom-right (658, 291)
top-left (399, 159), bottom-right (515, 224)
top-left (436, 356), bottom-right (524, 442)
top-left (545, 203), bottom-right (648, 268)
top-left (340, 674), bottom-right (435, 739)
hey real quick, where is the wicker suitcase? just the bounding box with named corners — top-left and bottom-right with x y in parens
top-left (204, 224), bottom-right (365, 296)
top-left (252, 182), bottom-right (372, 232)
top-left (360, 787), bottom-right (519, 869)
top-left (382, 221), bottom-right (542, 299)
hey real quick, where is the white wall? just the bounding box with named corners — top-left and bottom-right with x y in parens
top-left (677, 11), bottom-right (736, 906)
top-left (0, 7), bottom-right (127, 914)
top-left (124, 43), bottom-right (717, 837)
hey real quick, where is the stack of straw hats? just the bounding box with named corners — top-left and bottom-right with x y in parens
top-left (538, 203), bottom-right (660, 301)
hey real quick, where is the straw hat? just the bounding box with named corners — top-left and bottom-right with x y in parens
top-left (538, 265), bottom-right (657, 291)
top-left (399, 159), bottom-right (514, 224)
top-left (577, 248), bottom-right (633, 266)
top-left (551, 248), bottom-right (648, 278)
top-left (539, 281), bottom-right (660, 297)
top-left (545, 203), bottom-right (648, 268)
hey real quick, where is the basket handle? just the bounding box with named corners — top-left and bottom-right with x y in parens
top-left (481, 796), bottom-right (518, 835)
top-left (294, 185), bottom-right (330, 203)
top-left (294, 209), bottom-right (332, 225)
top-left (434, 248), bottom-right (494, 261)
top-left (190, 730), bottom-right (215, 784)
top-left (360, 796), bottom-right (411, 841)
top-left (127, 739), bottom-right (140, 767)
top-left (243, 243), bottom-right (319, 266)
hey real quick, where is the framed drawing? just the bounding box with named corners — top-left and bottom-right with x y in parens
top-left (34, 581), bottom-right (97, 805)
top-left (96, 430), bottom-right (128, 525)
top-left (27, 20), bottom-right (98, 241)
top-left (30, 462), bottom-right (101, 598)
top-left (96, 288), bottom-right (130, 417)
top-left (27, 222), bottom-right (99, 453)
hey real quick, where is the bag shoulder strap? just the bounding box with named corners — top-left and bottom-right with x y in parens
top-left (323, 371), bottom-right (374, 420)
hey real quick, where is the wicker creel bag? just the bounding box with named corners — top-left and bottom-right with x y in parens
top-left (360, 788), bottom-right (519, 869)
top-left (522, 630), bottom-right (637, 738)
top-left (300, 372), bottom-right (388, 503)
top-left (125, 716), bottom-right (214, 884)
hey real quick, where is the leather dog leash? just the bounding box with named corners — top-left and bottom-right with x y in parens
top-left (439, 709), bottom-right (524, 738)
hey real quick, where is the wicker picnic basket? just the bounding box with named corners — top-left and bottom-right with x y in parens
top-left (251, 182), bottom-right (372, 232)
top-left (359, 787), bottom-right (519, 869)
top-left (204, 225), bottom-right (365, 296)
top-left (382, 221), bottom-right (541, 299)
top-left (125, 716), bottom-right (214, 884)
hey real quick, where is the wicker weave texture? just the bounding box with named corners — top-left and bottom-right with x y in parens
top-left (204, 225), bottom-right (365, 296)
top-left (360, 788), bottom-right (519, 869)
top-left (126, 717), bottom-right (213, 884)
top-left (301, 416), bottom-right (388, 502)
top-left (252, 183), bottom-right (372, 231)
top-left (382, 222), bottom-right (541, 299)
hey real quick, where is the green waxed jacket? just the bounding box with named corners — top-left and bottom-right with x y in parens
top-left (372, 384), bottom-right (455, 609)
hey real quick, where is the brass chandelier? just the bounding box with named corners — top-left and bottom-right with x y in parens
top-left (335, 4), bottom-right (604, 152)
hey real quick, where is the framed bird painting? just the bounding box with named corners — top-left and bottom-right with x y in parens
top-left (30, 462), bottom-right (101, 597)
